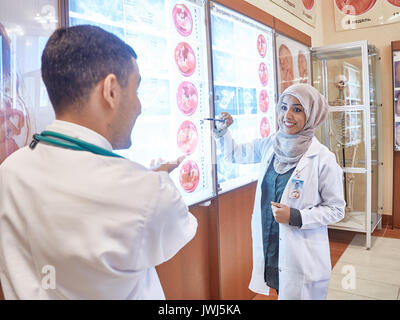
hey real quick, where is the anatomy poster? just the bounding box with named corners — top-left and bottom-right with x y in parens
top-left (334, 0), bottom-right (400, 31)
top-left (0, 1), bottom-right (57, 165)
top-left (275, 33), bottom-right (311, 94)
top-left (211, 2), bottom-right (277, 194)
top-left (269, 0), bottom-right (317, 27)
top-left (69, 0), bottom-right (215, 206)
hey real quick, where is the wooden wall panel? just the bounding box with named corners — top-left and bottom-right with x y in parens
top-left (392, 41), bottom-right (400, 51)
top-left (392, 41), bottom-right (400, 228)
top-left (392, 152), bottom-right (400, 228)
top-left (274, 18), bottom-right (312, 47)
top-left (393, 41), bottom-right (400, 228)
top-left (217, 183), bottom-right (257, 300)
top-left (156, 200), bottom-right (220, 299)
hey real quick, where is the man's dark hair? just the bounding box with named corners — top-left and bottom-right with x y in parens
top-left (41, 25), bottom-right (137, 114)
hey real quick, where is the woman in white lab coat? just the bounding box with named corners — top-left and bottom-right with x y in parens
top-left (215, 84), bottom-right (345, 300)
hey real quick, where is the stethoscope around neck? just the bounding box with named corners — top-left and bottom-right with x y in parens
top-left (29, 131), bottom-right (124, 159)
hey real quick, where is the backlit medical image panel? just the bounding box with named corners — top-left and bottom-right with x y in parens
top-left (0, 0), bottom-right (58, 165)
top-left (210, 1), bottom-right (277, 194)
top-left (69, 0), bottom-right (216, 206)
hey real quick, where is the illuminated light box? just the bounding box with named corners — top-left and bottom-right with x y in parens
top-left (69, 0), bottom-right (216, 206)
top-left (210, 1), bottom-right (277, 194)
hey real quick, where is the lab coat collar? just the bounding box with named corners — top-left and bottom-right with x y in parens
top-left (45, 120), bottom-right (114, 151)
top-left (292, 137), bottom-right (321, 172)
top-left (303, 137), bottom-right (321, 158)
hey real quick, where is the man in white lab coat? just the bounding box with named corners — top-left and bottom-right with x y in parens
top-left (0, 25), bottom-right (197, 299)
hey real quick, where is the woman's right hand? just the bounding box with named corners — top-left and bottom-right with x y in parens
top-left (220, 112), bottom-right (233, 128)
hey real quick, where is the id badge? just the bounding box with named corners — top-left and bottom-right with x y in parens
top-left (289, 179), bottom-right (304, 199)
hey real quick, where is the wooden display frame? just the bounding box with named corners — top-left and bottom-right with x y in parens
top-left (392, 40), bottom-right (400, 229)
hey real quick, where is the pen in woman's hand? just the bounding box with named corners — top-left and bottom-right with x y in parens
top-left (203, 118), bottom-right (226, 123)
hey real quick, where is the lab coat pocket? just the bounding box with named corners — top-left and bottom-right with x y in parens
top-left (302, 228), bottom-right (331, 282)
top-left (278, 269), bottom-right (305, 300)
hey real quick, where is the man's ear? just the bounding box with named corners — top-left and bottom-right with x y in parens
top-left (102, 74), bottom-right (120, 111)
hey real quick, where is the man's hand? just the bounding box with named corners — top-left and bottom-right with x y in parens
top-left (220, 112), bottom-right (234, 128)
top-left (271, 202), bottom-right (290, 224)
top-left (151, 155), bottom-right (186, 174)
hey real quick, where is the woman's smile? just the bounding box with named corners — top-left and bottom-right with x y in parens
top-left (283, 120), bottom-right (297, 128)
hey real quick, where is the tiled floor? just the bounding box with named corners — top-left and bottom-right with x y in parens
top-left (328, 234), bottom-right (400, 300)
top-left (254, 223), bottom-right (400, 300)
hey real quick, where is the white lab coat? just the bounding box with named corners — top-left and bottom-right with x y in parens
top-left (0, 120), bottom-right (197, 299)
top-left (218, 131), bottom-right (345, 300)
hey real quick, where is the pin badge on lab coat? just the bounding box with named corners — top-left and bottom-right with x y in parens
top-left (289, 179), bottom-right (304, 199)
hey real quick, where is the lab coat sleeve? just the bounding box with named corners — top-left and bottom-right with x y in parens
top-left (216, 130), bottom-right (264, 164)
top-left (299, 152), bottom-right (345, 230)
top-left (135, 171), bottom-right (198, 269)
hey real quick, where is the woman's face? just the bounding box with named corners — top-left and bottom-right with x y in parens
top-left (279, 95), bottom-right (306, 135)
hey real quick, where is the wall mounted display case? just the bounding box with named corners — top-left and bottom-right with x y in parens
top-left (392, 40), bottom-right (400, 230)
top-left (0, 0), bottom-right (58, 165)
top-left (393, 48), bottom-right (400, 151)
top-left (67, 0), bottom-right (282, 202)
top-left (275, 32), bottom-right (311, 94)
top-left (210, 1), bottom-right (277, 194)
top-left (312, 40), bottom-right (383, 249)
top-left (68, 0), bottom-right (217, 206)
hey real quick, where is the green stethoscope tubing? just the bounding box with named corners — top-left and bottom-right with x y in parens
top-left (31, 131), bottom-right (124, 159)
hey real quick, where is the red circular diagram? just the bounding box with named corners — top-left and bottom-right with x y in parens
top-left (302, 0), bottom-right (314, 10)
top-left (172, 4), bottom-right (193, 37)
top-left (174, 42), bottom-right (196, 77)
top-left (387, 0), bottom-right (400, 6)
top-left (259, 62), bottom-right (268, 87)
top-left (177, 81), bottom-right (198, 116)
top-left (0, 106), bottom-right (25, 162)
top-left (257, 34), bottom-right (267, 58)
top-left (259, 90), bottom-right (269, 113)
top-left (260, 117), bottom-right (271, 138)
top-left (177, 120), bottom-right (198, 155)
top-left (335, 0), bottom-right (376, 15)
top-left (179, 160), bottom-right (200, 193)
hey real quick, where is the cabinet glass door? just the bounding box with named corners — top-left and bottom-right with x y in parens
top-left (311, 41), bottom-right (382, 246)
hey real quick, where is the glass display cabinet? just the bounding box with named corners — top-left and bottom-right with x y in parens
top-left (393, 47), bottom-right (400, 151)
top-left (311, 41), bottom-right (383, 249)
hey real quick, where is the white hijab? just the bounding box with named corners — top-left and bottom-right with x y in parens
top-left (273, 84), bottom-right (328, 174)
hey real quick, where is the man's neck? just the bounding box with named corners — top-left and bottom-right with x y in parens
top-left (56, 114), bottom-right (111, 146)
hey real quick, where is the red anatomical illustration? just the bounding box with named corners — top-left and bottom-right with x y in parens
top-left (278, 44), bottom-right (294, 93)
top-left (260, 117), bottom-right (271, 138)
top-left (259, 90), bottom-right (269, 113)
top-left (172, 4), bottom-right (193, 37)
top-left (258, 62), bottom-right (268, 87)
top-left (177, 81), bottom-right (198, 116)
top-left (179, 159), bottom-right (200, 193)
top-left (174, 42), bottom-right (196, 77)
top-left (335, 0), bottom-right (376, 15)
top-left (387, 0), bottom-right (400, 6)
top-left (0, 106), bottom-right (25, 163)
top-left (257, 34), bottom-right (267, 58)
top-left (302, 0), bottom-right (314, 10)
top-left (177, 120), bottom-right (198, 155)
top-left (298, 52), bottom-right (308, 84)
